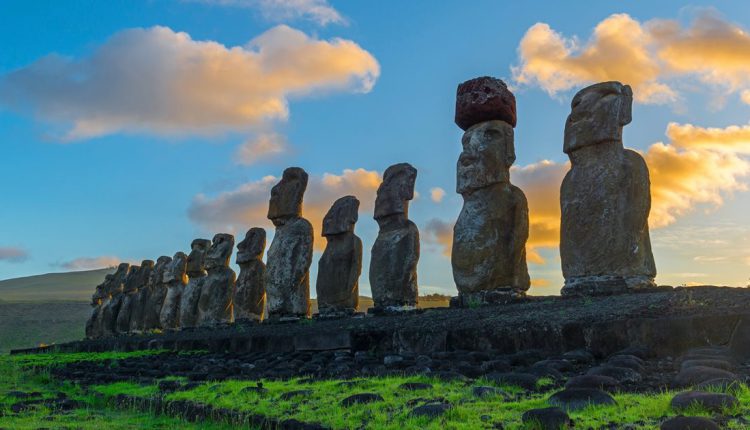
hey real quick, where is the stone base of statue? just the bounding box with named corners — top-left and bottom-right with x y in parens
top-left (451, 288), bottom-right (527, 308)
top-left (561, 275), bottom-right (657, 297)
top-left (367, 304), bottom-right (419, 316)
top-left (315, 307), bottom-right (358, 319)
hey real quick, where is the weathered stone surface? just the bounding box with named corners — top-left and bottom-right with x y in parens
top-left (179, 239), bottom-right (211, 328)
top-left (565, 375), bottom-right (621, 392)
top-left (316, 196), bottom-right (362, 315)
top-left (409, 403), bottom-right (451, 419)
top-left (661, 416), bottom-right (720, 430)
top-left (670, 391), bottom-right (738, 412)
top-left (674, 366), bottom-right (737, 387)
top-left (160, 252), bottom-right (188, 330)
top-left (135, 256), bottom-right (171, 332)
top-left (340, 393), bottom-right (383, 406)
top-left (266, 168), bottom-right (313, 318)
top-left (99, 263), bottom-right (130, 337)
top-left (452, 119), bottom-right (530, 302)
top-left (455, 76), bottom-right (516, 130)
top-left (235, 228), bottom-right (266, 322)
top-left (116, 261), bottom-right (153, 334)
top-left (197, 234), bottom-right (236, 326)
top-left (370, 163), bottom-right (419, 310)
top-left (560, 81), bottom-right (656, 295)
top-left (86, 276), bottom-right (110, 339)
top-left (521, 407), bottom-right (572, 430)
top-left (548, 388), bottom-right (616, 411)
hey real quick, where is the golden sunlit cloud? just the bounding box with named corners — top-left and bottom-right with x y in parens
top-left (235, 133), bottom-right (288, 165)
top-left (513, 10), bottom-right (750, 104)
top-left (430, 187), bottom-right (446, 203)
top-left (188, 168), bottom-right (381, 250)
top-left (0, 25), bottom-right (379, 140)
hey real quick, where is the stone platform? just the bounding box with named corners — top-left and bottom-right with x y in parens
top-left (13, 286), bottom-right (750, 360)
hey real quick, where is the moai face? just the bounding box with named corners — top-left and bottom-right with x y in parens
top-left (457, 121), bottom-right (515, 194)
top-left (124, 260), bottom-right (153, 292)
top-left (163, 252), bottom-right (188, 283)
top-left (374, 163), bottom-right (417, 220)
top-left (268, 167), bottom-right (309, 226)
top-left (150, 256), bottom-right (172, 286)
top-left (564, 81), bottom-right (633, 154)
top-left (323, 195), bottom-right (359, 236)
top-left (236, 228), bottom-right (265, 265)
top-left (186, 239), bottom-right (211, 276)
top-left (205, 233), bottom-right (235, 270)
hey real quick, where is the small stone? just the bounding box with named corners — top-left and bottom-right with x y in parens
top-left (521, 407), bottom-right (572, 429)
top-left (660, 416), bottom-right (720, 430)
top-left (606, 356), bottom-right (644, 371)
top-left (680, 359), bottom-right (733, 372)
top-left (694, 378), bottom-right (743, 392)
top-left (384, 355), bottom-right (404, 366)
top-left (674, 366), bottom-right (737, 387)
top-left (587, 365), bottom-right (642, 383)
top-left (409, 403), bottom-right (451, 419)
top-left (561, 349), bottom-right (595, 364)
top-left (455, 76), bottom-right (516, 130)
top-left (670, 391), bottom-right (738, 413)
top-left (548, 388), bottom-right (616, 411)
top-left (341, 393), bottom-right (384, 407)
top-left (565, 375), bottom-right (621, 392)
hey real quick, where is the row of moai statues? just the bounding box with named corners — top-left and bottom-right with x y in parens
top-left (86, 76), bottom-right (657, 338)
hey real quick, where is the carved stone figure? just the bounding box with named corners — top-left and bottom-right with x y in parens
top-left (99, 263), bottom-right (130, 337)
top-left (451, 77), bottom-right (530, 304)
top-left (234, 228), bottom-right (266, 322)
top-left (316, 196), bottom-right (362, 315)
top-left (266, 167), bottom-right (314, 318)
top-left (369, 163), bottom-right (419, 310)
top-left (179, 239), bottom-right (211, 328)
top-left (160, 252), bottom-right (188, 329)
top-left (135, 256), bottom-right (171, 332)
top-left (86, 275), bottom-right (110, 339)
top-left (560, 81), bottom-right (656, 295)
top-left (116, 260), bottom-right (153, 334)
top-left (197, 234), bottom-right (236, 326)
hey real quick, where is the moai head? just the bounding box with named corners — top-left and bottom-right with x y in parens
top-left (455, 76), bottom-right (516, 131)
top-left (323, 195), bottom-right (360, 236)
top-left (205, 233), bottom-right (235, 270)
top-left (374, 163), bottom-right (417, 220)
top-left (163, 252), bottom-right (188, 284)
top-left (236, 228), bottom-right (265, 265)
top-left (186, 239), bottom-right (211, 277)
top-left (268, 167), bottom-right (309, 226)
top-left (150, 256), bottom-right (172, 286)
top-left (92, 276), bottom-right (110, 304)
top-left (124, 260), bottom-right (154, 292)
top-left (564, 81), bottom-right (633, 154)
top-left (108, 263), bottom-right (130, 295)
top-left (457, 122), bottom-right (515, 193)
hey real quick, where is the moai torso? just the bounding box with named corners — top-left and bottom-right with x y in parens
top-left (179, 239), bottom-right (211, 328)
top-left (99, 263), bottom-right (130, 337)
top-left (197, 234), bottom-right (236, 326)
top-left (235, 228), bottom-right (267, 321)
top-left (116, 261), bottom-right (153, 334)
top-left (369, 163), bottom-right (420, 311)
top-left (86, 277), bottom-right (109, 339)
top-left (160, 252), bottom-right (188, 329)
top-left (560, 81), bottom-right (656, 295)
top-left (316, 196), bottom-right (363, 315)
top-left (136, 256), bottom-right (171, 331)
top-left (266, 167), bottom-right (313, 318)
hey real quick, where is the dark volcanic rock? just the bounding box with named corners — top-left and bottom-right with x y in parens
top-left (587, 365), bottom-right (642, 383)
top-left (399, 382), bottom-right (432, 391)
top-left (548, 388), bottom-right (616, 411)
top-left (409, 403), bottom-right (451, 419)
top-left (674, 366), bottom-right (737, 387)
top-left (341, 393), bottom-right (384, 407)
top-left (472, 386), bottom-right (508, 399)
top-left (660, 416), bottom-right (720, 430)
top-left (670, 391), bottom-right (738, 413)
top-left (485, 372), bottom-right (538, 390)
top-left (521, 407), bottom-right (572, 429)
top-left (455, 76), bottom-right (516, 130)
top-left (680, 359), bottom-right (733, 371)
top-left (565, 375), bottom-right (621, 392)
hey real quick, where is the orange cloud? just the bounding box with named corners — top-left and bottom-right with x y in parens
top-left (430, 187), bottom-right (446, 203)
top-left (0, 25), bottom-right (379, 140)
top-left (513, 10), bottom-right (750, 105)
top-left (188, 168), bottom-right (381, 250)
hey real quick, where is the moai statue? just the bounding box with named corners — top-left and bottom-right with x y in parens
top-left (179, 239), bottom-right (211, 328)
top-left (135, 256), bottom-right (171, 332)
top-left (234, 228), bottom-right (267, 322)
top-left (451, 77), bottom-right (530, 305)
top-left (560, 81), bottom-right (656, 295)
top-left (369, 163), bottom-right (419, 311)
top-left (100, 263), bottom-right (130, 337)
top-left (116, 260), bottom-right (154, 334)
top-left (266, 167), bottom-right (314, 319)
top-left (160, 252), bottom-right (188, 329)
top-left (86, 276), bottom-right (110, 339)
top-left (197, 233), bottom-right (236, 326)
top-left (316, 196), bottom-right (362, 315)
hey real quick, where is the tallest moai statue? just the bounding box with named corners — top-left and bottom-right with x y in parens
top-left (560, 81), bottom-right (656, 296)
top-left (451, 77), bottom-right (530, 305)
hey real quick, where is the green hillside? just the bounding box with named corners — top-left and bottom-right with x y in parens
top-left (0, 268), bottom-right (114, 302)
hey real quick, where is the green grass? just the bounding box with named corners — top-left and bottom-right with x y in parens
top-left (3, 351), bottom-right (750, 429)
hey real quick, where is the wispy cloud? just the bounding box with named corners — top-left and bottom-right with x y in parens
top-left (513, 10), bottom-right (750, 105)
top-left (0, 25), bottom-right (379, 141)
top-left (235, 132), bottom-right (288, 165)
top-left (430, 187), bottom-right (445, 203)
top-left (59, 256), bottom-right (122, 271)
top-left (0, 247), bottom-right (29, 263)
top-left (189, 0), bottom-right (346, 26)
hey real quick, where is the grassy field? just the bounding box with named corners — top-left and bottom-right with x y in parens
top-left (2, 350), bottom-right (748, 429)
top-left (0, 268), bottom-right (114, 302)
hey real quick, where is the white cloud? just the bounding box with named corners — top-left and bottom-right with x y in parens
top-left (0, 247), bottom-right (29, 263)
top-left (191, 0), bottom-right (346, 26)
top-left (0, 25), bottom-right (379, 141)
top-left (236, 133), bottom-right (288, 165)
top-left (60, 256), bottom-right (122, 271)
top-left (430, 187), bottom-right (445, 203)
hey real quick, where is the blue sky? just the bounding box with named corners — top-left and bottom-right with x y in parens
top-left (2, 0), bottom-right (750, 294)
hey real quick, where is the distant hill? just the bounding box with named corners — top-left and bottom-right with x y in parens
top-left (0, 268), bottom-right (114, 302)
